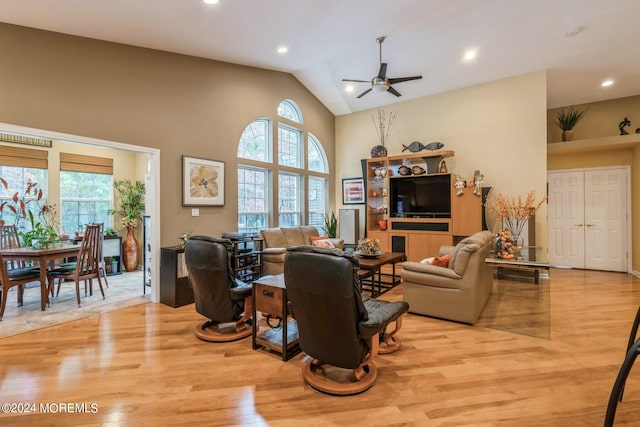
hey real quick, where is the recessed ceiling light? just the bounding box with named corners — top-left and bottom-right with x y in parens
top-left (566, 26), bottom-right (582, 37)
top-left (601, 80), bottom-right (614, 87)
top-left (277, 46), bottom-right (288, 54)
top-left (345, 85), bottom-right (354, 93)
top-left (463, 49), bottom-right (477, 62)
top-left (203, 0), bottom-right (219, 4)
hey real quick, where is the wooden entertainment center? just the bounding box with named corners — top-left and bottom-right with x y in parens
top-left (365, 150), bottom-right (482, 262)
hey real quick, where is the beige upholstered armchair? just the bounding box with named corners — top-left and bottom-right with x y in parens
top-left (401, 230), bottom-right (494, 325)
top-left (259, 226), bottom-right (343, 275)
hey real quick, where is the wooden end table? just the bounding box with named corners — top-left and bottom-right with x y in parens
top-left (252, 274), bottom-right (300, 361)
top-left (356, 251), bottom-right (406, 296)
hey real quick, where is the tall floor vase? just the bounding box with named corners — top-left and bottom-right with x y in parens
top-left (122, 226), bottom-right (139, 272)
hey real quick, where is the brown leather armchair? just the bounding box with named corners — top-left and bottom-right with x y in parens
top-left (185, 236), bottom-right (253, 342)
top-left (284, 246), bottom-right (409, 395)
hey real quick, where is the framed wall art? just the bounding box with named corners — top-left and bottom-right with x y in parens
top-left (342, 177), bottom-right (365, 205)
top-left (182, 155), bottom-right (225, 206)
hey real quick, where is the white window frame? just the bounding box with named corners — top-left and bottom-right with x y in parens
top-left (237, 165), bottom-right (269, 234)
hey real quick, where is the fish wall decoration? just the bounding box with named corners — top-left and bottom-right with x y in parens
top-left (401, 141), bottom-right (444, 152)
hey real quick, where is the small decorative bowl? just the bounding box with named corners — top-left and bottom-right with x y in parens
top-left (398, 165), bottom-right (412, 176)
top-left (412, 165), bottom-right (426, 175)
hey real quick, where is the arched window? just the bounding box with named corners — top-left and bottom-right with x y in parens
top-left (238, 100), bottom-right (329, 233)
top-left (277, 100), bottom-right (302, 123)
top-left (237, 119), bottom-right (271, 162)
top-left (308, 133), bottom-right (328, 173)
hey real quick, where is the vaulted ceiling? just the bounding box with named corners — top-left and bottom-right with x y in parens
top-left (1, 0), bottom-right (639, 116)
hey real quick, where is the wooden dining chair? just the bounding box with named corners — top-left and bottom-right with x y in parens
top-left (47, 223), bottom-right (105, 307)
top-left (0, 254), bottom-right (43, 320)
top-left (96, 223), bottom-right (109, 289)
top-left (0, 224), bottom-right (40, 315)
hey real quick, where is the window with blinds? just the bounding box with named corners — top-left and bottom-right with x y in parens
top-left (0, 146), bottom-right (48, 229)
top-left (59, 153), bottom-right (113, 234)
top-left (59, 153), bottom-right (113, 175)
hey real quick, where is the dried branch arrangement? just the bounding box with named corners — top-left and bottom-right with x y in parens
top-left (372, 108), bottom-right (397, 147)
top-left (485, 191), bottom-right (547, 239)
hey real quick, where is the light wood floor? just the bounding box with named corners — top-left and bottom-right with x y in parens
top-left (2, 268), bottom-right (640, 426)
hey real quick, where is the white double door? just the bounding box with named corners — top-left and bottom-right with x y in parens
top-left (547, 167), bottom-right (629, 272)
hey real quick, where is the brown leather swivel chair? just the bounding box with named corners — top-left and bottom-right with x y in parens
top-left (284, 246), bottom-right (409, 395)
top-left (184, 236), bottom-right (253, 342)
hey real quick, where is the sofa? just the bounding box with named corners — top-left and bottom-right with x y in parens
top-left (259, 226), bottom-right (343, 275)
top-left (401, 230), bottom-right (494, 324)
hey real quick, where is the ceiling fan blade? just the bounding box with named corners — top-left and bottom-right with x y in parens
top-left (356, 88), bottom-right (373, 98)
top-left (378, 63), bottom-right (388, 79)
top-left (388, 76), bottom-right (423, 85)
top-left (387, 86), bottom-right (402, 97)
top-left (342, 79), bottom-right (371, 83)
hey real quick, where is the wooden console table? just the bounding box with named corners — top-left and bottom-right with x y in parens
top-left (252, 274), bottom-right (300, 361)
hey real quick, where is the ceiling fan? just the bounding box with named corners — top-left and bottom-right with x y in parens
top-left (342, 36), bottom-right (423, 99)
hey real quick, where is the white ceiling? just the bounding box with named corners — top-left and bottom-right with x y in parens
top-left (1, 0), bottom-right (639, 116)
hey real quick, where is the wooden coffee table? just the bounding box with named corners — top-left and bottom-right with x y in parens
top-left (356, 251), bottom-right (406, 296)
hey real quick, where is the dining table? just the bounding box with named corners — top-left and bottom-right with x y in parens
top-left (0, 243), bottom-right (81, 311)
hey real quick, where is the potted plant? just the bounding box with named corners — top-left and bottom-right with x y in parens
top-left (111, 256), bottom-right (119, 274)
top-left (104, 227), bottom-right (119, 237)
top-left (110, 179), bottom-right (145, 272)
top-left (323, 211), bottom-right (337, 238)
top-left (19, 209), bottom-right (60, 249)
top-left (0, 178), bottom-right (60, 248)
top-left (556, 107), bottom-right (587, 141)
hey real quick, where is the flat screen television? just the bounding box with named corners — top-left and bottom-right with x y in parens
top-left (390, 174), bottom-right (451, 218)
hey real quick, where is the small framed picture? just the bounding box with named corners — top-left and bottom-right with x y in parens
top-left (182, 155), bottom-right (225, 206)
top-left (342, 177), bottom-right (365, 205)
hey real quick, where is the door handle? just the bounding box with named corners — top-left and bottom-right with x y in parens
top-left (586, 224), bottom-right (594, 227)
top-left (575, 224), bottom-right (584, 227)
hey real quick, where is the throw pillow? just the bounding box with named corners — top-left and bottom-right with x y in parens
top-left (310, 235), bottom-right (329, 243)
top-left (420, 257), bottom-right (435, 264)
top-left (312, 239), bottom-right (335, 249)
top-left (431, 253), bottom-right (452, 268)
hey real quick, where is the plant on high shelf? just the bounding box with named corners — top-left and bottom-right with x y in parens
top-left (323, 211), bottom-right (337, 238)
top-left (556, 107), bottom-right (587, 141)
top-left (0, 178), bottom-right (60, 248)
top-left (110, 179), bottom-right (145, 272)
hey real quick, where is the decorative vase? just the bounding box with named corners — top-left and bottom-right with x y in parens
top-left (561, 129), bottom-right (574, 142)
top-left (377, 219), bottom-right (388, 231)
top-left (370, 144), bottom-right (387, 158)
top-left (122, 226), bottom-right (139, 272)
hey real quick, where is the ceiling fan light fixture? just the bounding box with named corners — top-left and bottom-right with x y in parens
top-left (373, 84), bottom-right (388, 93)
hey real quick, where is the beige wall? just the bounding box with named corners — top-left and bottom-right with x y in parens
top-left (336, 71), bottom-right (548, 247)
top-left (547, 95), bottom-right (640, 143)
top-left (547, 149), bottom-right (633, 170)
top-left (548, 95), bottom-right (640, 271)
top-left (0, 23), bottom-right (335, 246)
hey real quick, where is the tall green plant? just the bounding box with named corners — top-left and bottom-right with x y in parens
top-left (556, 107), bottom-right (587, 131)
top-left (110, 179), bottom-right (145, 229)
top-left (323, 211), bottom-right (338, 238)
